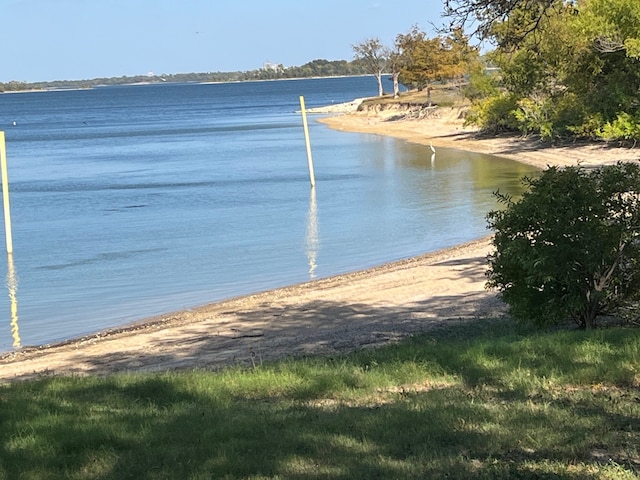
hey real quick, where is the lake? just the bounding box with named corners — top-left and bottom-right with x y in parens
top-left (0, 76), bottom-right (538, 351)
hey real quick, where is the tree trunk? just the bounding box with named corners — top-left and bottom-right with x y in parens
top-left (581, 293), bottom-right (600, 330)
top-left (376, 71), bottom-right (384, 97)
top-left (392, 72), bottom-right (400, 98)
top-left (426, 85), bottom-right (432, 107)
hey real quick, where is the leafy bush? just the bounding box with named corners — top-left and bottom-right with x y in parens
top-left (465, 93), bottom-right (520, 134)
top-left (513, 98), bottom-right (555, 139)
top-left (599, 112), bottom-right (640, 143)
top-left (566, 112), bottom-right (606, 139)
top-left (486, 162), bottom-right (640, 329)
top-left (513, 94), bottom-right (597, 140)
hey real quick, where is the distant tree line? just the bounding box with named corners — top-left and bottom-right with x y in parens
top-left (0, 59), bottom-right (372, 92)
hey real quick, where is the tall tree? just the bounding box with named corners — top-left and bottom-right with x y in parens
top-left (352, 38), bottom-right (388, 96)
top-left (393, 25), bottom-right (427, 98)
top-left (400, 36), bottom-right (443, 103)
top-left (399, 27), bottom-right (478, 106)
top-left (575, 0), bottom-right (640, 59)
top-left (461, 0), bottom-right (640, 141)
top-left (387, 46), bottom-right (404, 98)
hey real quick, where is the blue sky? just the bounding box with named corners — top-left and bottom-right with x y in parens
top-left (3, 0), bottom-right (447, 83)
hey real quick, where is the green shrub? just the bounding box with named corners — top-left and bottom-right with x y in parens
top-left (514, 93), bottom-right (595, 141)
top-left (487, 162), bottom-right (640, 329)
top-left (567, 112), bottom-right (606, 139)
top-left (513, 98), bottom-right (554, 139)
top-left (462, 67), bottom-right (500, 102)
top-left (465, 93), bottom-right (520, 134)
top-left (599, 112), bottom-right (640, 142)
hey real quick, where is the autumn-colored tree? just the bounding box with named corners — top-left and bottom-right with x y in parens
top-left (398, 27), bottom-right (478, 106)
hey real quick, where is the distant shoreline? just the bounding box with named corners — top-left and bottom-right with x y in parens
top-left (1, 74), bottom-right (378, 94)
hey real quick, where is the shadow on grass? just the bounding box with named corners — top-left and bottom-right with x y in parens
top-left (1, 319), bottom-right (639, 479)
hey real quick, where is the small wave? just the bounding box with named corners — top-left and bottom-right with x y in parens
top-left (12, 173), bottom-right (359, 193)
top-left (40, 248), bottom-right (168, 271)
top-left (9, 122), bottom-right (300, 144)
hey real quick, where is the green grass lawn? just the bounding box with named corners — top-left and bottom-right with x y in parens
top-left (1, 318), bottom-right (639, 479)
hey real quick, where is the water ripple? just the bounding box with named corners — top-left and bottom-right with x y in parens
top-left (40, 248), bottom-right (168, 271)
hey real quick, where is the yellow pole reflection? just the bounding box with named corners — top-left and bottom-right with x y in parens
top-left (6, 252), bottom-right (20, 348)
top-left (305, 187), bottom-right (319, 279)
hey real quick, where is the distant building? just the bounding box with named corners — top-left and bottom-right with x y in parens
top-left (263, 62), bottom-right (283, 72)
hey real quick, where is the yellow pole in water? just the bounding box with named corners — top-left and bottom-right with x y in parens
top-left (299, 96), bottom-right (316, 187)
top-left (0, 132), bottom-right (13, 254)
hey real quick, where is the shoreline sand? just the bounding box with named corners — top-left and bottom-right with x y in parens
top-left (317, 106), bottom-right (640, 168)
top-left (1, 107), bottom-right (639, 381)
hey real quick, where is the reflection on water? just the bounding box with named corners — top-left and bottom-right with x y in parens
top-left (305, 187), bottom-right (319, 278)
top-left (6, 253), bottom-right (20, 348)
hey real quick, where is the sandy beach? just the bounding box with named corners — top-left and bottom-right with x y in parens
top-left (1, 105), bottom-right (638, 381)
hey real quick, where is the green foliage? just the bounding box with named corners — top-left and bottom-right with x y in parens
top-left (599, 112), bottom-right (640, 142)
top-left (462, 62), bottom-right (500, 101)
top-left (487, 162), bottom-right (640, 329)
top-left (576, 0), bottom-right (640, 59)
top-left (566, 112), bottom-right (606, 139)
top-left (466, 93), bottom-right (520, 134)
top-left (626, 38), bottom-right (640, 58)
top-left (514, 94), bottom-right (592, 140)
top-left (1, 319), bottom-right (639, 479)
top-left (513, 98), bottom-right (555, 139)
top-left (445, 0), bottom-right (566, 48)
top-left (459, 0), bottom-right (640, 142)
top-left (0, 60), bottom-right (372, 90)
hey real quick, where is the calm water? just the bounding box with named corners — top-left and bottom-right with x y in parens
top-left (0, 77), bottom-right (538, 351)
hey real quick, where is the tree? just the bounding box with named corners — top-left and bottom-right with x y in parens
top-left (486, 162), bottom-right (640, 329)
top-left (460, 0), bottom-right (640, 141)
top-left (398, 27), bottom-right (478, 106)
top-left (440, 28), bottom-right (481, 88)
top-left (401, 36), bottom-right (444, 104)
top-left (444, 0), bottom-right (564, 46)
top-left (387, 46), bottom-right (404, 98)
top-left (352, 38), bottom-right (388, 96)
top-left (575, 0), bottom-right (640, 59)
top-left (393, 26), bottom-right (427, 97)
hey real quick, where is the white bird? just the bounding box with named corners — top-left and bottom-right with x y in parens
top-left (429, 141), bottom-right (435, 153)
